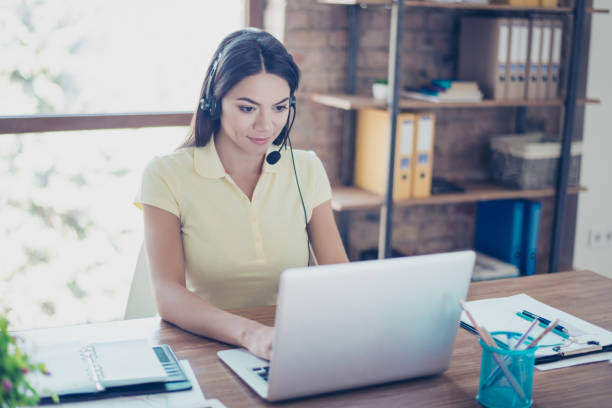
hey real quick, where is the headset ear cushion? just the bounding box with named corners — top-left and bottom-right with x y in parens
top-left (209, 99), bottom-right (220, 120)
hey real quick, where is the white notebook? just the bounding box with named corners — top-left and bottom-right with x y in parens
top-left (28, 339), bottom-right (168, 397)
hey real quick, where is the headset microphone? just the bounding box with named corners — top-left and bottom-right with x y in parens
top-left (265, 95), bottom-right (296, 166)
top-left (266, 150), bottom-right (282, 165)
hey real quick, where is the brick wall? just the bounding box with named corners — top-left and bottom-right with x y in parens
top-left (268, 0), bottom-right (567, 273)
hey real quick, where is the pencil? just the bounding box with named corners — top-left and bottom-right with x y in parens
top-left (459, 300), bottom-right (528, 402)
top-left (527, 318), bottom-right (561, 349)
top-left (514, 316), bottom-right (541, 349)
top-left (483, 316), bottom-right (540, 387)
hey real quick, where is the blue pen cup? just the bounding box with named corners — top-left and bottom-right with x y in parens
top-left (477, 331), bottom-right (537, 408)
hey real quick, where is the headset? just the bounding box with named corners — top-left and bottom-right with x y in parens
top-left (199, 53), bottom-right (311, 265)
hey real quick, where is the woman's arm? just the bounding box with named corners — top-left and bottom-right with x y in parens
top-left (143, 204), bottom-right (273, 359)
top-left (308, 200), bottom-right (349, 265)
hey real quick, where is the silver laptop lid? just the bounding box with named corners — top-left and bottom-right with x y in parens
top-left (267, 250), bottom-right (475, 401)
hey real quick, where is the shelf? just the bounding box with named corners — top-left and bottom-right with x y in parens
top-left (318, 0), bottom-right (573, 13)
top-left (319, 1), bottom-right (609, 14)
top-left (331, 182), bottom-right (586, 212)
top-left (309, 93), bottom-right (599, 111)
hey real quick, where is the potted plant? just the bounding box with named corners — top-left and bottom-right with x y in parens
top-left (372, 78), bottom-right (388, 100)
top-left (0, 313), bottom-right (57, 407)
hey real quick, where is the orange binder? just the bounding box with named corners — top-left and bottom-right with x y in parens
top-left (354, 109), bottom-right (416, 200)
top-left (411, 113), bottom-right (436, 198)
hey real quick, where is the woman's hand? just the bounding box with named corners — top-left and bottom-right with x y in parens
top-left (241, 322), bottom-right (275, 360)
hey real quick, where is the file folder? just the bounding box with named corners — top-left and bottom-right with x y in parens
top-left (507, 18), bottom-right (529, 100)
top-left (539, 20), bottom-right (553, 100)
top-left (521, 200), bottom-right (541, 276)
top-left (458, 17), bottom-right (510, 100)
top-left (474, 199), bottom-right (525, 269)
top-left (548, 19), bottom-right (563, 100)
top-left (411, 113), bottom-right (435, 198)
top-left (526, 19), bottom-right (543, 100)
top-left (354, 109), bottom-right (415, 199)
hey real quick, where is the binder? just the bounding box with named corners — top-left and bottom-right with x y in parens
top-left (539, 20), bottom-right (553, 100)
top-left (411, 113), bottom-right (435, 198)
top-left (458, 17), bottom-right (510, 100)
top-left (30, 341), bottom-right (191, 403)
top-left (354, 109), bottom-right (415, 199)
top-left (507, 18), bottom-right (529, 100)
top-left (521, 200), bottom-right (541, 276)
top-left (548, 19), bottom-right (563, 100)
top-left (474, 199), bottom-right (525, 269)
top-left (526, 19), bottom-right (543, 100)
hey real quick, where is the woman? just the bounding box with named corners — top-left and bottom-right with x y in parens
top-left (135, 28), bottom-right (348, 360)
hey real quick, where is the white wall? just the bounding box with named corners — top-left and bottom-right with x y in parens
top-left (574, 0), bottom-right (612, 278)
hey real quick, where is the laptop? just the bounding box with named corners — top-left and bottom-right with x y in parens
top-left (218, 250), bottom-right (475, 401)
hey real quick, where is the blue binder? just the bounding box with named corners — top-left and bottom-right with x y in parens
top-left (521, 200), bottom-right (541, 276)
top-left (474, 200), bottom-right (525, 269)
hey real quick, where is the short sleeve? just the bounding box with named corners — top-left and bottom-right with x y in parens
top-left (134, 157), bottom-right (180, 218)
top-left (305, 151), bottom-right (332, 221)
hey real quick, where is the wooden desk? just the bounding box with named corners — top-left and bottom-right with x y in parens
top-left (21, 270), bottom-right (612, 407)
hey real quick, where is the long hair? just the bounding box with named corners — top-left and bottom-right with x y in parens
top-left (182, 28), bottom-right (300, 148)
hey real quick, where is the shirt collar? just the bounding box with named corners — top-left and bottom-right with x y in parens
top-left (193, 137), bottom-right (285, 178)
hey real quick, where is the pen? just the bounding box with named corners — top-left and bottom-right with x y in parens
top-left (517, 312), bottom-right (569, 340)
top-left (522, 310), bottom-right (568, 334)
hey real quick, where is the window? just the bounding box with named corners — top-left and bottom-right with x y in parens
top-left (1, 0), bottom-right (245, 330)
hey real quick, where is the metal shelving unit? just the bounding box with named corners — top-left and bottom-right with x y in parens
top-left (315, 0), bottom-right (601, 271)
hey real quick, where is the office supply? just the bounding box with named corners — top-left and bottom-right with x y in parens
top-left (521, 310), bottom-right (568, 334)
top-left (459, 17), bottom-right (510, 100)
top-left (460, 293), bottom-right (612, 367)
top-left (477, 330), bottom-right (533, 407)
top-left (483, 316), bottom-right (540, 389)
top-left (403, 81), bottom-right (483, 103)
top-left (489, 132), bottom-right (583, 190)
top-left (548, 19), bottom-right (563, 99)
top-left (431, 177), bottom-right (464, 194)
top-left (526, 19), bottom-right (542, 100)
top-left (474, 199), bottom-right (524, 269)
top-left (516, 312), bottom-right (569, 340)
top-left (458, 301), bottom-right (528, 402)
top-left (218, 251), bottom-right (475, 401)
top-left (539, 20), bottom-right (552, 99)
top-left (354, 109), bottom-right (415, 199)
top-left (526, 318), bottom-right (561, 348)
top-left (521, 200), bottom-right (541, 275)
top-left (29, 341), bottom-right (191, 403)
top-left (411, 113), bottom-right (435, 198)
top-left (45, 360), bottom-right (213, 408)
top-left (507, 18), bottom-right (529, 100)
top-left (472, 252), bottom-right (520, 281)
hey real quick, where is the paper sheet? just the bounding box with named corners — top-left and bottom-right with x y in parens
top-left (42, 360), bottom-right (207, 408)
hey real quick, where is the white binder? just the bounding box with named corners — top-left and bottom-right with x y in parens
top-left (539, 20), bottom-right (553, 100)
top-left (526, 20), bottom-right (542, 100)
top-left (548, 19), bottom-right (563, 100)
top-left (508, 18), bottom-right (528, 100)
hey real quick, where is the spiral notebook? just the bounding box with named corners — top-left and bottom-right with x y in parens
top-left (29, 339), bottom-right (171, 399)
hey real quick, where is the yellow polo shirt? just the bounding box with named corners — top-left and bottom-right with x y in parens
top-left (135, 138), bottom-right (332, 310)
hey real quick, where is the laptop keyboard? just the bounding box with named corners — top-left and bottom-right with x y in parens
top-left (252, 366), bottom-right (270, 382)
